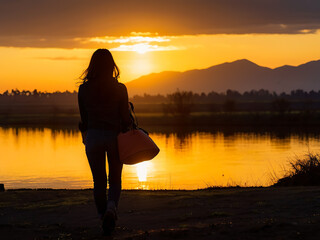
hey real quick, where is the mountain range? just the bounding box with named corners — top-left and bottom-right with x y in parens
top-left (126, 59), bottom-right (320, 96)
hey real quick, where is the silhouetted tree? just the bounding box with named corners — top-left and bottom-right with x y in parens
top-left (223, 99), bottom-right (236, 112)
top-left (272, 98), bottom-right (290, 113)
top-left (32, 89), bottom-right (39, 97)
top-left (163, 90), bottom-right (193, 116)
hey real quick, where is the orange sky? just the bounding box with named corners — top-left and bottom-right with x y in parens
top-left (1, 0), bottom-right (320, 92)
top-left (1, 32), bottom-right (320, 92)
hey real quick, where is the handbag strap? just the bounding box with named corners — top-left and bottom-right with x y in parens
top-left (129, 102), bottom-right (149, 135)
top-left (129, 102), bottom-right (138, 129)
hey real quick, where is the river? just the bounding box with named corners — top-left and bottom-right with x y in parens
top-left (1, 126), bottom-right (319, 189)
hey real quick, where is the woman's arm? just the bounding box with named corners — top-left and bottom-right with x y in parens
top-left (78, 85), bottom-right (88, 143)
top-left (119, 84), bottom-right (133, 130)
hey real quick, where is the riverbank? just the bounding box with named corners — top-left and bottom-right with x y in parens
top-left (1, 111), bottom-right (320, 129)
top-left (0, 187), bottom-right (319, 239)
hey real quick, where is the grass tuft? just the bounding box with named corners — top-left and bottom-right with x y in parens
top-left (273, 153), bottom-right (320, 186)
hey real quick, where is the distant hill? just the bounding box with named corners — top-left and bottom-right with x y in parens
top-left (126, 59), bottom-right (320, 96)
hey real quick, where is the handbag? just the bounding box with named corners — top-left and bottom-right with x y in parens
top-left (117, 103), bottom-right (160, 165)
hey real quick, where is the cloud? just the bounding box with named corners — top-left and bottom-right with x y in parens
top-left (110, 43), bottom-right (182, 54)
top-left (0, 0), bottom-right (320, 48)
top-left (91, 35), bottom-right (182, 53)
top-left (34, 56), bottom-right (86, 61)
top-left (89, 35), bottom-right (170, 44)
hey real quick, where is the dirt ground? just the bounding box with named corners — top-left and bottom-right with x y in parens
top-left (0, 187), bottom-right (319, 239)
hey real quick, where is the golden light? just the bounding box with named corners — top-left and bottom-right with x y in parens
top-left (89, 35), bottom-right (170, 44)
top-left (111, 43), bottom-right (179, 54)
top-left (128, 56), bottom-right (154, 77)
top-left (136, 161), bottom-right (151, 182)
top-left (2, 32), bottom-right (320, 92)
top-left (88, 34), bottom-right (180, 54)
top-left (133, 43), bottom-right (150, 54)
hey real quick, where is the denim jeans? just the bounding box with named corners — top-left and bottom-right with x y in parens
top-left (85, 129), bottom-right (123, 216)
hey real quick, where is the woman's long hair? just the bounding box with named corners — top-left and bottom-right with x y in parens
top-left (81, 49), bottom-right (120, 83)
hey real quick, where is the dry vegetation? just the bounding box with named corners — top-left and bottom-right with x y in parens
top-left (273, 153), bottom-right (320, 186)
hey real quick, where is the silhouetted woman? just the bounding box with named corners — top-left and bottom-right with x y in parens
top-left (78, 49), bottom-right (132, 235)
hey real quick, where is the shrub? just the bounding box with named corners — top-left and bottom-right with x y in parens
top-left (273, 153), bottom-right (320, 186)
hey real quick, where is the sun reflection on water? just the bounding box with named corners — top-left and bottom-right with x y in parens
top-left (136, 161), bottom-right (151, 182)
top-left (135, 161), bottom-right (153, 190)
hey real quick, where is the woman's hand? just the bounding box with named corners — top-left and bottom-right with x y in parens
top-left (81, 131), bottom-right (87, 145)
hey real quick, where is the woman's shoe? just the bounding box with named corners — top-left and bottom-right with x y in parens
top-left (102, 210), bottom-right (116, 236)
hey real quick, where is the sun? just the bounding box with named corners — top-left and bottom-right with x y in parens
top-left (133, 43), bottom-right (150, 54)
top-left (129, 56), bottom-right (153, 77)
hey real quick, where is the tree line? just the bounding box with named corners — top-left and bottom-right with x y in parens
top-left (1, 88), bottom-right (320, 115)
top-left (2, 88), bottom-right (320, 103)
top-left (131, 89), bottom-right (320, 104)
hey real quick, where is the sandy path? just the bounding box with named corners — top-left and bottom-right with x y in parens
top-left (0, 187), bottom-right (319, 239)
